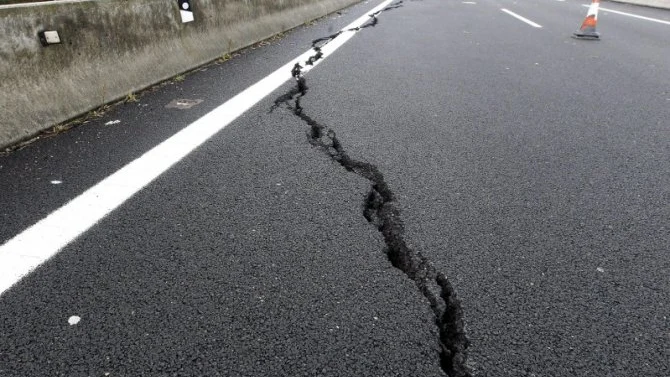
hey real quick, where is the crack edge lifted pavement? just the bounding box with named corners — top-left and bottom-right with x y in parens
top-left (271, 2), bottom-right (472, 376)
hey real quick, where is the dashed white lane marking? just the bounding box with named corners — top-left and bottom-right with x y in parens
top-left (501, 8), bottom-right (543, 28)
top-left (462, 1), bottom-right (476, 4)
top-left (0, 0), bottom-right (395, 297)
top-left (50, 180), bottom-right (62, 185)
top-left (68, 315), bottom-right (81, 325)
top-left (584, 5), bottom-right (670, 25)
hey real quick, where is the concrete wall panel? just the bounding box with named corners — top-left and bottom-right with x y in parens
top-left (0, 0), bottom-right (362, 148)
top-left (610, 0), bottom-right (670, 9)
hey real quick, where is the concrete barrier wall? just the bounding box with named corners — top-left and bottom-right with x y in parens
top-left (610, 0), bottom-right (670, 9)
top-left (0, 0), bottom-right (362, 149)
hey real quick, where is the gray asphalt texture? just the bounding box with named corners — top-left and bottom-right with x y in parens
top-left (1, 0), bottom-right (669, 376)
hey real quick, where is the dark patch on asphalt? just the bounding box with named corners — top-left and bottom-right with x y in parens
top-left (271, 2), bottom-right (471, 376)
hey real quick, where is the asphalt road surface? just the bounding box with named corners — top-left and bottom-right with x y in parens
top-left (1, 0), bottom-right (669, 376)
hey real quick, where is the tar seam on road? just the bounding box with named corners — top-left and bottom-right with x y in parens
top-left (271, 2), bottom-right (472, 376)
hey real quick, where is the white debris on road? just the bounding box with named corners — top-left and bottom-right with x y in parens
top-left (68, 315), bottom-right (81, 325)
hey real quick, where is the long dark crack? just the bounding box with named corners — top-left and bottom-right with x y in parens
top-left (271, 2), bottom-right (471, 376)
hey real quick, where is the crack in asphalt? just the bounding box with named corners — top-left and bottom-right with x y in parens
top-left (271, 2), bottom-right (471, 376)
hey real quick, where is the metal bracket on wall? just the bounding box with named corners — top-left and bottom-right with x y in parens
top-left (38, 30), bottom-right (62, 46)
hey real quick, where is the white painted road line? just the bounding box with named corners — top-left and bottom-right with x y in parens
top-left (501, 8), bottom-right (543, 28)
top-left (0, 0), bottom-right (395, 297)
top-left (584, 5), bottom-right (670, 25)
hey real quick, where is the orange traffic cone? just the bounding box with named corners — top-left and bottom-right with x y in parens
top-left (574, 0), bottom-right (600, 39)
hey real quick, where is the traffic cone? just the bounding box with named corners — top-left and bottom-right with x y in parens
top-left (573, 0), bottom-right (600, 39)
